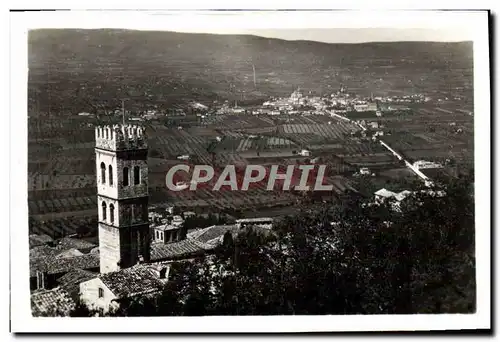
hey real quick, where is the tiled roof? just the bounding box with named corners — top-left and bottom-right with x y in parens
top-left (55, 237), bottom-right (97, 251)
top-left (29, 234), bottom-right (53, 248)
top-left (29, 245), bottom-right (61, 260)
top-left (56, 248), bottom-right (84, 258)
top-left (187, 225), bottom-right (239, 245)
top-left (30, 237), bottom-right (97, 260)
top-left (31, 287), bottom-right (75, 317)
top-left (150, 239), bottom-right (206, 262)
top-left (374, 188), bottom-right (397, 198)
top-left (145, 260), bottom-right (173, 272)
top-left (99, 265), bottom-right (163, 298)
top-left (57, 269), bottom-right (97, 299)
top-left (30, 253), bottom-right (100, 277)
top-left (155, 224), bottom-right (179, 232)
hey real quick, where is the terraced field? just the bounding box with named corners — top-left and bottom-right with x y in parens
top-left (204, 114), bottom-right (276, 131)
top-left (378, 103), bottom-right (474, 167)
top-left (148, 125), bottom-right (213, 163)
top-left (213, 136), bottom-right (298, 153)
top-left (274, 118), bottom-right (361, 149)
top-left (30, 216), bottom-right (98, 239)
top-left (282, 122), bottom-right (357, 137)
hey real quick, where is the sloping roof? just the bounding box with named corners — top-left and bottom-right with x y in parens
top-left (395, 190), bottom-right (412, 201)
top-left (55, 237), bottom-right (96, 251)
top-left (99, 266), bottom-right (163, 298)
top-left (30, 237), bottom-right (96, 261)
top-left (155, 224), bottom-right (179, 232)
top-left (57, 269), bottom-right (97, 299)
top-left (30, 253), bottom-right (100, 277)
top-left (374, 188), bottom-right (397, 198)
top-left (150, 239), bottom-right (206, 261)
top-left (31, 287), bottom-right (75, 317)
top-left (235, 218), bottom-right (274, 223)
top-left (56, 248), bottom-right (84, 258)
top-left (187, 225), bottom-right (239, 244)
top-left (30, 245), bottom-right (61, 260)
top-left (29, 234), bottom-right (53, 248)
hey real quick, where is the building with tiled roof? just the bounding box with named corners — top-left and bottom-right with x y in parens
top-left (57, 269), bottom-right (97, 300)
top-left (187, 224), bottom-right (239, 248)
top-left (30, 253), bottom-right (100, 278)
top-left (29, 245), bottom-right (61, 260)
top-left (235, 217), bottom-right (274, 229)
top-left (29, 235), bottom-right (101, 292)
top-left (152, 224), bottom-right (183, 244)
top-left (187, 224), bottom-right (274, 249)
top-left (30, 254), bottom-right (100, 291)
top-left (29, 237), bottom-right (97, 259)
top-left (374, 188), bottom-right (398, 201)
top-left (150, 239), bottom-right (206, 262)
top-left (29, 234), bottom-right (53, 248)
top-left (56, 248), bottom-right (84, 258)
top-left (80, 264), bottom-right (170, 313)
top-left (54, 237), bottom-right (96, 253)
top-left (31, 287), bottom-right (75, 317)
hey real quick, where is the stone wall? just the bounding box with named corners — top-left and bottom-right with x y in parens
top-left (98, 223), bottom-right (121, 274)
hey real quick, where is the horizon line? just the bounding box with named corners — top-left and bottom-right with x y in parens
top-left (28, 28), bottom-right (474, 45)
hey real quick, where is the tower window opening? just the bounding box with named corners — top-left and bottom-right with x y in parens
top-left (98, 287), bottom-right (104, 298)
top-left (102, 201), bottom-right (107, 221)
top-left (100, 162), bottom-right (106, 184)
top-left (123, 167), bottom-right (129, 186)
top-left (159, 268), bottom-right (168, 279)
top-left (109, 165), bottom-right (113, 186)
top-left (134, 166), bottom-right (140, 185)
top-left (109, 204), bottom-right (115, 224)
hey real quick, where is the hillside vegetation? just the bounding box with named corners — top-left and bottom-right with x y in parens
top-left (28, 29), bottom-right (473, 115)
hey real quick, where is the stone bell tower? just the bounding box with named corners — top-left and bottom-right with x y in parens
top-left (95, 124), bottom-right (150, 274)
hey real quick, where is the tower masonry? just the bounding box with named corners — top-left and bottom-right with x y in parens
top-left (95, 124), bottom-right (150, 274)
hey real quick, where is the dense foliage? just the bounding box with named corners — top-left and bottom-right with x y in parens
top-left (71, 174), bottom-right (475, 316)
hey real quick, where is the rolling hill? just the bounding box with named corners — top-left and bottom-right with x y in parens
top-left (28, 29), bottom-right (473, 115)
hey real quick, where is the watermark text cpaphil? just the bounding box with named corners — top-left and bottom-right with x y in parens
top-left (165, 164), bottom-right (333, 192)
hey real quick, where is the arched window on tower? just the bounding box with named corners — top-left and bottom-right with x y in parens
top-left (123, 167), bottom-right (129, 186)
top-left (109, 204), bottom-right (115, 224)
top-left (160, 267), bottom-right (169, 279)
top-left (100, 162), bottom-right (106, 184)
top-left (109, 165), bottom-right (113, 186)
top-left (102, 201), bottom-right (107, 221)
top-left (134, 166), bottom-right (140, 185)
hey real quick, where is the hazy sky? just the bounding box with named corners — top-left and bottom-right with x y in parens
top-left (19, 10), bottom-right (479, 44)
top-left (173, 28), bottom-right (472, 43)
